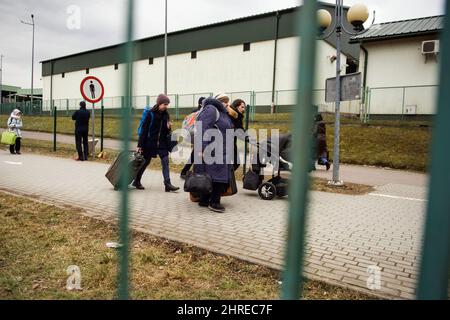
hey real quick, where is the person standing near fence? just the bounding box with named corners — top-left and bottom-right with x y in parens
top-left (7, 109), bottom-right (23, 155)
top-left (135, 94), bottom-right (179, 192)
top-left (72, 101), bottom-right (90, 161)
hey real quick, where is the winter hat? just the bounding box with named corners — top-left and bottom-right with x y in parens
top-left (156, 93), bottom-right (170, 106)
top-left (214, 93), bottom-right (229, 103)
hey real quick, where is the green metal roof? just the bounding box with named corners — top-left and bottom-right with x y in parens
top-left (16, 88), bottom-right (43, 95)
top-left (0, 84), bottom-right (21, 92)
top-left (350, 15), bottom-right (444, 43)
top-left (41, 2), bottom-right (360, 76)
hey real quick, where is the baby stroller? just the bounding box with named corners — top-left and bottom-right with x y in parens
top-left (242, 134), bottom-right (292, 200)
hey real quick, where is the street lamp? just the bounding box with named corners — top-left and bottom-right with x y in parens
top-left (164, 0), bottom-right (168, 95)
top-left (20, 14), bottom-right (35, 108)
top-left (317, 1), bottom-right (373, 186)
top-left (0, 54), bottom-right (4, 104)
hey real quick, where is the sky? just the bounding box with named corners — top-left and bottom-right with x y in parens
top-left (0, 0), bottom-right (446, 88)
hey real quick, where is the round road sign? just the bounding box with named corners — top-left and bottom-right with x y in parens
top-left (80, 76), bottom-right (104, 104)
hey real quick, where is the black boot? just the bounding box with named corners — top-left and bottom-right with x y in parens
top-left (132, 181), bottom-right (145, 190)
top-left (164, 181), bottom-right (179, 192)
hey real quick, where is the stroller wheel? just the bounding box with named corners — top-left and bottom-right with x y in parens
top-left (258, 182), bottom-right (277, 200)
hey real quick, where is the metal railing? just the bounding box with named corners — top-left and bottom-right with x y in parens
top-left (363, 85), bottom-right (438, 123)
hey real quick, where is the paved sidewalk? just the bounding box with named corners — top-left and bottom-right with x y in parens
top-left (17, 129), bottom-right (429, 187)
top-left (0, 152), bottom-right (427, 299)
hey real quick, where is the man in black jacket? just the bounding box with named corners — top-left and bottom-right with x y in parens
top-left (72, 101), bottom-right (90, 161)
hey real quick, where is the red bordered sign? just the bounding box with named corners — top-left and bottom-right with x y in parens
top-left (80, 76), bottom-right (105, 104)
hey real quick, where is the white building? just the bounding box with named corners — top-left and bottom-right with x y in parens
top-left (351, 15), bottom-right (443, 117)
top-left (41, 3), bottom-right (360, 114)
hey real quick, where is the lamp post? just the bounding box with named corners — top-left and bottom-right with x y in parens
top-left (20, 14), bottom-right (35, 108)
top-left (0, 54), bottom-right (3, 104)
top-left (317, 1), bottom-right (372, 185)
top-left (164, 0), bottom-right (168, 94)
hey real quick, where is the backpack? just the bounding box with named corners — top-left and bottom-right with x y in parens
top-left (137, 107), bottom-right (151, 136)
top-left (137, 108), bottom-right (154, 138)
top-left (182, 106), bottom-right (220, 134)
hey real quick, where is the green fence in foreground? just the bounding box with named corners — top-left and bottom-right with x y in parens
top-left (8, 0), bottom-right (448, 300)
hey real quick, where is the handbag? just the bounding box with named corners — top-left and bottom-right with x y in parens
top-left (221, 167), bottom-right (238, 197)
top-left (183, 168), bottom-right (213, 194)
top-left (243, 168), bottom-right (260, 190)
top-left (1, 131), bottom-right (17, 146)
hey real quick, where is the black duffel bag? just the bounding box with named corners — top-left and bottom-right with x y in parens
top-left (243, 169), bottom-right (260, 190)
top-left (183, 170), bottom-right (213, 194)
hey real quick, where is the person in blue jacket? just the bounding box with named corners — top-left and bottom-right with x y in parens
top-left (135, 94), bottom-right (179, 192)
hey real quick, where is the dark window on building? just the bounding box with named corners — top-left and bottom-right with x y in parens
top-left (191, 51), bottom-right (197, 59)
top-left (346, 59), bottom-right (358, 74)
top-left (243, 43), bottom-right (251, 52)
top-left (114, 63), bottom-right (119, 70)
top-left (149, 57), bottom-right (154, 65)
top-left (86, 68), bottom-right (90, 74)
top-left (62, 72), bottom-right (65, 78)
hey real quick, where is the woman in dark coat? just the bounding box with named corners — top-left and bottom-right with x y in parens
top-left (227, 99), bottom-right (246, 171)
top-left (194, 94), bottom-right (233, 213)
top-left (135, 94), bottom-right (179, 192)
top-left (313, 113), bottom-right (331, 171)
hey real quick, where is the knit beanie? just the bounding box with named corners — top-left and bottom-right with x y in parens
top-left (156, 93), bottom-right (170, 106)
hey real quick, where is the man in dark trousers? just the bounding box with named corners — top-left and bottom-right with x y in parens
top-left (72, 101), bottom-right (90, 161)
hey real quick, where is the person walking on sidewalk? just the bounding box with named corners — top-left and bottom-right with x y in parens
top-left (227, 99), bottom-right (247, 171)
top-left (135, 93), bottom-right (179, 192)
top-left (312, 113), bottom-right (331, 171)
top-left (195, 93), bottom-right (233, 213)
top-left (72, 101), bottom-right (90, 161)
top-left (180, 96), bottom-right (206, 179)
top-left (7, 109), bottom-right (23, 155)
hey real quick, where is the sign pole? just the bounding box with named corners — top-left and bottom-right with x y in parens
top-left (92, 102), bottom-right (95, 159)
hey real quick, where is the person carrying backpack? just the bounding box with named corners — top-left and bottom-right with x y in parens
top-left (180, 96), bottom-right (206, 179)
top-left (135, 94), bottom-right (179, 192)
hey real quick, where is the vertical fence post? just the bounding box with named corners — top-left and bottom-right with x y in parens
top-left (175, 94), bottom-right (179, 120)
top-left (53, 106), bottom-right (57, 152)
top-left (101, 102), bottom-right (104, 152)
top-left (117, 0), bottom-right (134, 300)
top-left (281, 0), bottom-right (318, 300)
top-left (401, 87), bottom-right (406, 121)
top-left (66, 99), bottom-right (69, 116)
top-left (417, 0), bottom-right (450, 300)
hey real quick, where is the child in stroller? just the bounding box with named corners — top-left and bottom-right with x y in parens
top-left (243, 133), bottom-right (292, 200)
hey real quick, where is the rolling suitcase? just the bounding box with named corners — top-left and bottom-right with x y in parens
top-left (105, 151), bottom-right (145, 190)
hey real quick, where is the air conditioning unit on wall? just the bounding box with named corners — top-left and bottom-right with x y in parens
top-left (422, 40), bottom-right (439, 63)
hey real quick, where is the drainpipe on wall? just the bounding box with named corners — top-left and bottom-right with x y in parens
top-left (271, 11), bottom-right (281, 114)
top-left (50, 61), bottom-right (53, 115)
top-left (360, 44), bottom-right (369, 120)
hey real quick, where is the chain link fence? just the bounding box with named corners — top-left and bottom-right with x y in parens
top-left (0, 85), bottom-right (437, 125)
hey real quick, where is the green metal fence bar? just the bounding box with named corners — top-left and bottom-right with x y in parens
top-left (281, 0), bottom-right (318, 300)
top-left (417, 0), bottom-right (450, 300)
top-left (117, 0), bottom-right (135, 300)
top-left (53, 106), bottom-right (57, 151)
top-left (101, 103), bottom-right (104, 152)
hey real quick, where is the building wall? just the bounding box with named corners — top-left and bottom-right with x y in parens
top-left (360, 36), bottom-right (439, 114)
top-left (42, 37), bottom-right (348, 111)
